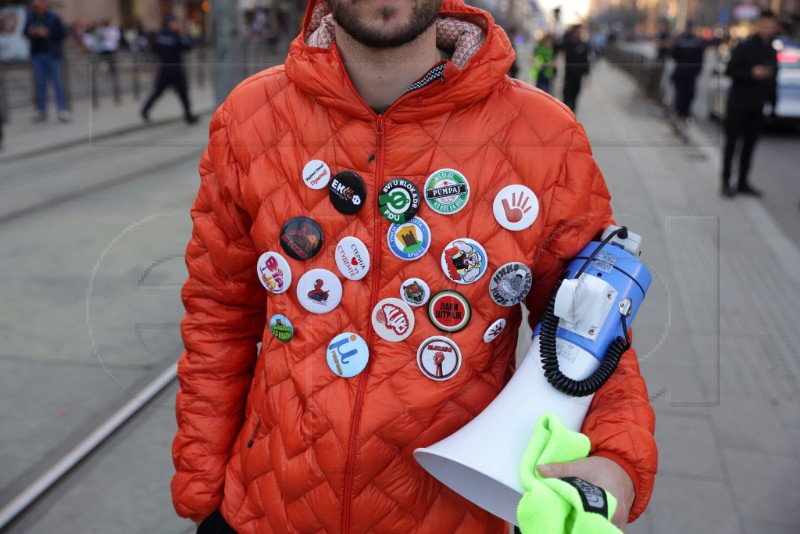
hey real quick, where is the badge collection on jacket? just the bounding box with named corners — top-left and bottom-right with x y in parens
top-left (258, 162), bottom-right (539, 382)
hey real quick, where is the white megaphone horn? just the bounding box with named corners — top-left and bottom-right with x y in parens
top-left (412, 337), bottom-right (597, 525)
top-left (414, 227), bottom-right (651, 526)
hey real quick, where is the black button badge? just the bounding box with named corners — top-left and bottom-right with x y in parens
top-left (280, 216), bottom-right (324, 261)
top-left (329, 171), bottom-right (366, 215)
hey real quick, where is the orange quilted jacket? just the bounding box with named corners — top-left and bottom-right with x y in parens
top-left (172, 1), bottom-right (658, 532)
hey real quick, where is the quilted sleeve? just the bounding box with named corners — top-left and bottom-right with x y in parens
top-left (526, 123), bottom-right (657, 523)
top-left (171, 105), bottom-right (267, 521)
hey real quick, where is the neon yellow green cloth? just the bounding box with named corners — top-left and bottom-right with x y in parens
top-left (517, 413), bottom-right (621, 534)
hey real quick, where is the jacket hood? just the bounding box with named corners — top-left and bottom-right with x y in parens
top-left (284, 0), bottom-right (515, 122)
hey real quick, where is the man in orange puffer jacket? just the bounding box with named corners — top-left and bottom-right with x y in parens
top-left (172, 0), bottom-right (658, 532)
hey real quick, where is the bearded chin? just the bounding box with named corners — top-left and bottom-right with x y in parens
top-left (329, 0), bottom-right (442, 49)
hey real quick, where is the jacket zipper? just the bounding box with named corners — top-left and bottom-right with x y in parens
top-left (341, 115), bottom-right (385, 534)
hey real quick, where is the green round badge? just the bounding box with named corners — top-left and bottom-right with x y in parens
top-left (424, 168), bottom-right (470, 215)
top-left (270, 314), bottom-right (294, 342)
top-left (378, 178), bottom-right (421, 224)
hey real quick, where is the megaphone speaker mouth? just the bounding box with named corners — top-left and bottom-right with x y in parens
top-left (413, 448), bottom-right (523, 525)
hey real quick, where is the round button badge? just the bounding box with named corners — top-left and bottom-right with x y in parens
top-left (400, 278), bottom-right (431, 307)
top-left (489, 262), bottom-right (533, 307)
top-left (387, 217), bottom-right (431, 261)
top-left (256, 252), bottom-right (292, 294)
top-left (334, 236), bottom-right (370, 281)
top-left (428, 290), bottom-right (471, 333)
top-left (296, 269), bottom-right (343, 314)
top-left (302, 159), bottom-right (331, 190)
top-left (371, 298), bottom-right (415, 342)
top-left (280, 217), bottom-right (324, 261)
top-left (483, 318), bottom-right (507, 343)
top-left (329, 171), bottom-right (366, 215)
top-left (441, 238), bottom-right (488, 284)
top-left (270, 314), bottom-right (294, 342)
top-left (493, 184), bottom-right (539, 231)
top-left (424, 168), bottom-right (470, 215)
top-left (379, 178), bottom-right (421, 224)
top-left (327, 333), bottom-right (369, 378)
top-left (417, 336), bottom-right (462, 381)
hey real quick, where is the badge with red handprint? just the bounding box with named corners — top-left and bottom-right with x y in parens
top-left (492, 184), bottom-right (539, 231)
top-left (417, 336), bottom-right (462, 381)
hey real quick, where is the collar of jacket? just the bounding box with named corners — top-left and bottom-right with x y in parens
top-left (285, 0), bottom-right (515, 123)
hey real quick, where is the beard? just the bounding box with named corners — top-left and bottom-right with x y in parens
top-left (328, 0), bottom-right (442, 49)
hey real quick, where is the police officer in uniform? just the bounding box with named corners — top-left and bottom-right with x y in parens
top-left (141, 14), bottom-right (198, 124)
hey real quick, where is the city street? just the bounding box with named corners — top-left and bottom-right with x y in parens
top-left (1, 55), bottom-right (800, 534)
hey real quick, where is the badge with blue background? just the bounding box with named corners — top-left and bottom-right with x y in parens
top-left (326, 333), bottom-right (369, 378)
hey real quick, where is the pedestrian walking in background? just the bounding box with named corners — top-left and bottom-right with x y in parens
top-left (721, 10), bottom-right (780, 198)
top-left (24, 0), bottom-right (69, 123)
top-left (140, 14), bottom-right (197, 124)
top-left (531, 34), bottom-right (556, 94)
top-left (560, 24), bottom-right (591, 113)
top-left (669, 22), bottom-right (707, 134)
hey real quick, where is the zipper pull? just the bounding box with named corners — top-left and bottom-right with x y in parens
top-left (376, 115), bottom-right (384, 135)
top-left (247, 420), bottom-right (261, 448)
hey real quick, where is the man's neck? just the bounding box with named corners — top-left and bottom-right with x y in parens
top-left (334, 23), bottom-right (441, 110)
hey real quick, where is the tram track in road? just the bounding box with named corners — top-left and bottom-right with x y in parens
top-left (0, 361), bottom-right (180, 532)
top-left (0, 121), bottom-right (205, 225)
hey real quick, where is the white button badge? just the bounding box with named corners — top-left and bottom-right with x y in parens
top-left (296, 269), bottom-right (343, 314)
top-left (493, 184), bottom-right (539, 231)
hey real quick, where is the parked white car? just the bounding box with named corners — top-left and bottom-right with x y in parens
top-left (708, 44), bottom-right (800, 123)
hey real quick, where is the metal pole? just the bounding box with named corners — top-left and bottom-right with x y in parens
top-left (212, 0), bottom-right (245, 106)
top-left (0, 363), bottom-right (178, 530)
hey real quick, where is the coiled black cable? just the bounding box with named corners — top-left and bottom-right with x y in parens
top-left (538, 226), bottom-right (633, 397)
top-left (539, 283), bottom-right (632, 397)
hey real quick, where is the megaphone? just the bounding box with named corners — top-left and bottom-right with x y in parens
top-left (414, 226), bottom-right (651, 526)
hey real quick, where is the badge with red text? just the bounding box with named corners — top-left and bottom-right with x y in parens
top-left (256, 252), bottom-right (292, 294)
top-left (400, 278), bottom-right (430, 307)
top-left (334, 236), bottom-right (370, 281)
top-left (371, 298), bottom-right (415, 342)
top-left (441, 238), bottom-right (488, 284)
top-left (280, 217), bottom-right (324, 261)
top-left (326, 332), bottom-right (369, 378)
top-left (296, 269), bottom-right (342, 314)
top-left (493, 184), bottom-right (539, 231)
top-left (302, 159), bottom-right (331, 190)
top-left (482, 318), bottom-right (507, 343)
top-left (417, 336), bottom-right (462, 381)
top-left (489, 262), bottom-right (533, 307)
top-left (427, 290), bottom-right (471, 333)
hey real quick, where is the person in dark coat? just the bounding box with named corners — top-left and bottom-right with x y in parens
top-left (560, 24), bottom-right (591, 113)
top-left (721, 10), bottom-right (780, 198)
top-left (141, 14), bottom-right (198, 124)
top-left (24, 0), bottom-right (69, 122)
top-left (670, 22), bottom-right (706, 128)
